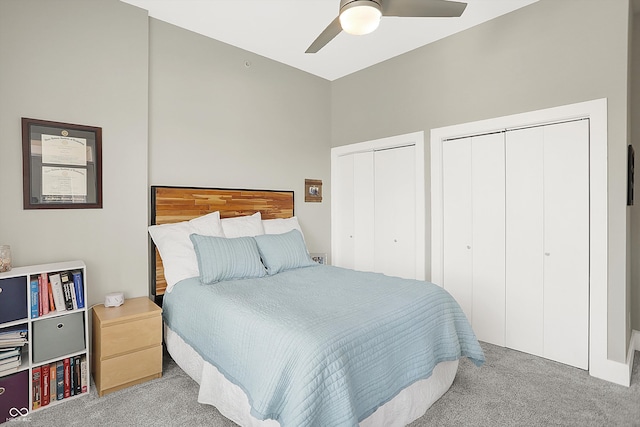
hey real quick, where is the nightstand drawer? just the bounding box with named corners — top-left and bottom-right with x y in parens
top-left (99, 345), bottom-right (162, 390)
top-left (99, 316), bottom-right (161, 358)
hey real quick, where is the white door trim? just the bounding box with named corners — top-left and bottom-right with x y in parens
top-left (431, 98), bottom-right (629, 386)
top-left (331, 131), bottom-right (426, 279)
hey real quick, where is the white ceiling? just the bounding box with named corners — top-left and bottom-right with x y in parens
top-left (120, 0), bottom-right (538, 81)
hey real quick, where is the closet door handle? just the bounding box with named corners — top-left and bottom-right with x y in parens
top-left (466, 245), bottom-right (471, 249)
top-left (545, 252), bottom-right (550, 256)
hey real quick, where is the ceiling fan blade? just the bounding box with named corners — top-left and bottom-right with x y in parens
top-left (306, 16), bottom-right (342, 53)
top-left (382, 0), bottom-right (467, 18)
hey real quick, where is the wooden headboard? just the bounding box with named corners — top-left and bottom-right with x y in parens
top-left (150, 186), bottom-right (295, 302)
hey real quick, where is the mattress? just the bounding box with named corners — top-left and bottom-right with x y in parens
top-left (165, 324), bottom-right (459, 427)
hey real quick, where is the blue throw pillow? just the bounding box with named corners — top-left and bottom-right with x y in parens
top-left (189, 234), bottom-right (266, 284)
top-left (253, 229), bottom-right (316, 275)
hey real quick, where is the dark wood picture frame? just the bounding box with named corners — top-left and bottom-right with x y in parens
top-left (22, 117), bottom-right (102, 209)
top-left (305, 179), bottom-right (322, 203)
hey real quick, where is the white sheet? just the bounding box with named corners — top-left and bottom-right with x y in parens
top-left (165, 324), bottom-right (458, 426)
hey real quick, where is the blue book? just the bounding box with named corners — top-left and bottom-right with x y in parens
top-left (56, 361), bottom-right (64, 400)
top-left (72, 271), bottom-right (85, 309)
top-left (30, 277), bottom-right (39, 318)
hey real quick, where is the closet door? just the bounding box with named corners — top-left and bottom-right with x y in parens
top-left (334, 154), bottom-right (356, 270)
top-left (334, 152), bottom-right (375, 271)
top-left (353, 152), bottom-right (375, 272)
top-left (542, 120), bottom-right (589, 369)
top-left (442, 137), bottom-right (473, 321)
top-left (373, 146), bottom-right (416, 279)
top-left (505, 120), bottom-right (589, 368)
top-left (471, 133), bottom-right (506, 346)
top-left (505, 126), bottom-right (545, 358)
top-left (442, 134), bottom-right (505, 344)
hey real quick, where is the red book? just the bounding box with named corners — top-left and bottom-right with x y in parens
top-left (40, 273), bottom-right (50, 315)
top-left (63, 358), bottom-right (71, 398)
top-left (32, 366), bottom-right (42, 409)
top-left (46, 276), bottom-right (56, 311)
top-left (42, 364), bottom-right (50, 406)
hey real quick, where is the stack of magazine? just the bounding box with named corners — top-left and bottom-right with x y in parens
top-left (0, 325), bottom-right (28, 376)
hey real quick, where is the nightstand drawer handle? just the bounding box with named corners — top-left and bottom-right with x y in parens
top-left (57, 323), bottom-right (64, 329)
top-left (0, 387), bottom-right (4, 395)
top-left (0, 287), bottom-right (3, 294)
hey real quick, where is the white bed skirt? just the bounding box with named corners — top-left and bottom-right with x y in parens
top-left (165, 324), bottom-right (458, 427)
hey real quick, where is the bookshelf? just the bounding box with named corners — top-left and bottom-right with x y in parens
top-left (0, 260), bottom-right (89, 424)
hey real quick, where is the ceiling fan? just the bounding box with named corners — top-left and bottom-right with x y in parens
top-left (306, 0), bottom-right (468, 53)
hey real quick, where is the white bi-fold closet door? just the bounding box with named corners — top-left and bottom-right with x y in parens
top-left (334, 146), bottom-right (417, 279)
top-left (442, 119), bottom-right (589, 369)
top-left (332, 132), bottom-right (425, 281)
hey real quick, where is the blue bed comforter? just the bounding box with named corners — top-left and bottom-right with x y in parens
top-left (163, 265), bottom-right (484, 427)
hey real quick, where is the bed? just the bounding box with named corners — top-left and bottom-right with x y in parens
top-left (149, 186), bottom-right (484, 427)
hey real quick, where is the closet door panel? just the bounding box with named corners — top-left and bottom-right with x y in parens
top-left (505, 127), bottom-right (544, 357)
top-left (353, 152), bottom-right (375, 272)
top-left (542, 120), bottom-right (589, 369)
top-left (442, 138), bottom-right (473, 322)
top-left (471, 133), bottom-right (506, 346)
top-left (334, 154), bottom-right (356, 269)
top-left (374, 146), bottom-right (416, 279)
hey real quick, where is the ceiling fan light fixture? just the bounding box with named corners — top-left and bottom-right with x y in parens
top-left (339, 0), bottom-right (382, 36)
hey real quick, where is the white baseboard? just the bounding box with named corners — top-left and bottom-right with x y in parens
top-left (590, 330), bottom-right (639, 387)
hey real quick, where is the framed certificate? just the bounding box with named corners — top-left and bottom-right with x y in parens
top-left (22, 117), bottom-right (102, 209)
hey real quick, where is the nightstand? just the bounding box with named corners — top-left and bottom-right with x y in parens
top-left (92, 297), bottom-right (162, 397)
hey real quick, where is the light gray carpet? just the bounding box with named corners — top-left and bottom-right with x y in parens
top-left (11, 343), bottom-right (640, 426)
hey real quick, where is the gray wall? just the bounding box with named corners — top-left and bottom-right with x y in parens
top-left (147, 20), bottom-right (332, 257)
top-left (0, 0), bottom-right (150, 305)
top-left (330, 0), bottom-right (632, 362)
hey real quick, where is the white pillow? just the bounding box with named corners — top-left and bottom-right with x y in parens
top-left (262, 216), bottom-right (308, 245)
top-left (262, 216), bottom-right (303, 235)
top-left (148, 211), bottom-right (224, 292)
top-left (221, 212), bottom-right (265, 238)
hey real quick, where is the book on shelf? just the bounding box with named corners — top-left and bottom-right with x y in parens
top-left (0, 325), bottom-right (27, 340)
top-left (60, 271), bottom-right (75, 311)
top-left (0, 363), bottom-right (19, 376)
top-left (48, 272), bottom-right (67, 313)
top-left (0, 353), bottom-right (20, 375)
top-left (42, 364), bottom-right (50, 406)
top-left (0, 347), bottom-right (21, 360)
top-left (69, 356), bottom-right (75, 396)
top-left (63, 357), bottom-right (71, 398)
top-left (32, 366), bottom-right (41, 409)
top-left (0, 345), bottom-right (22, 374)
top-left (50, 362), bottom-right (57, 403)
top-left (0, 325), bottom-right (28, 348)
top-left (72, 271), bottom-right (85, 309)
top-left (41, 272), bottom-right (55, 313)
top-left (56, 360), bottom-right (64, 400)
top-left (38, 274), bottom-right (49, 316)
top-left (73, 354), bottom-right (82, 395)
top-left (30, 276), bottom-right (39, 318)
top-left (80, 355), bottom-right (87, 393)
